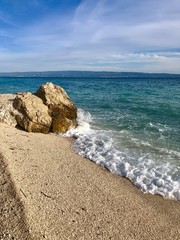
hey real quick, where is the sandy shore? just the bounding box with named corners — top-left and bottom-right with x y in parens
top-left (0, 123), bottom-right (180, 240)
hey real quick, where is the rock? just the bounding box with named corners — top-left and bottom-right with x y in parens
top-left (0, 83), bottom-right (77, 134)
top-left (0, 94), bottom-right (18, 127)
top-left (13, 92), bottom-right (52, 133)
top-left (35, 82), bottom-right (77, 133)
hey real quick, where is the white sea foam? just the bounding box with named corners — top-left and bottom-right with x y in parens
top-left (64, 109), bottom-right (180, 201)
top-left (63, 109), bottom-right (92, 138)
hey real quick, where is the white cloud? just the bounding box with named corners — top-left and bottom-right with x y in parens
top-left (0, 0), bottom-right (180, 73)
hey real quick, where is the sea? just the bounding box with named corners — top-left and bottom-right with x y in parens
top-left (0, 74), bottom-right (180, 200)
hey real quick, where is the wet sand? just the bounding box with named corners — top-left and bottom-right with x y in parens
top-left (0, 123), bottom-right (180, 240)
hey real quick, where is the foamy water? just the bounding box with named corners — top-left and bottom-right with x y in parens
top-left (64, 109), bottom-right (180, 200)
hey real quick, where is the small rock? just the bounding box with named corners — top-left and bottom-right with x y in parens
top-left (0, 94), bottom-right (18, 127)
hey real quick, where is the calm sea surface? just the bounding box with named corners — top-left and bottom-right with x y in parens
top-left (0, 76), bottom-right (180, 200)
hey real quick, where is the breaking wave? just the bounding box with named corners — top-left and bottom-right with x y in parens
top-left (63, 109), bottom-right (180, 201)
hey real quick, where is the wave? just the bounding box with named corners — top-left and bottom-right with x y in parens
top-left (63, 109), bottom-right (180, 201)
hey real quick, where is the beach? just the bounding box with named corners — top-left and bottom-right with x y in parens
top-left (0, 123), bottom-right (180, 240)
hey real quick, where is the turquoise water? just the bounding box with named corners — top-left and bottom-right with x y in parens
top-left (0, 76), bottom-right (180, 200)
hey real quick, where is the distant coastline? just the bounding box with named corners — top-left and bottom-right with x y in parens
top-left (0, 70), bottom-right (180, 78)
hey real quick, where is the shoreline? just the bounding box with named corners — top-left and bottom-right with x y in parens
top-left (0, 123), bottom-right (180, 239)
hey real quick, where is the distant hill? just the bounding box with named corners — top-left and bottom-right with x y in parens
top-left (0, 71), bottom-right (179, 78)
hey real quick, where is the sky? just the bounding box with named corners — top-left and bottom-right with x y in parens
top-left (0, 0), bottom-right (180, 73)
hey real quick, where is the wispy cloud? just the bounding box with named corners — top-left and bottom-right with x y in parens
top-left (0, 0), bottom-right (180, 73)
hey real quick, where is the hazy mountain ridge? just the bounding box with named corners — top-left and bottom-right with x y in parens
top-left (0, 71), bottom-right (179, 78)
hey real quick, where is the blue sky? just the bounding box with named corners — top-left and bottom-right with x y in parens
top-left (0, 0), bottom-right (180, 73)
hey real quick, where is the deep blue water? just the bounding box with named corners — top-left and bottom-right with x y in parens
top-left (0, 76), bottom-right (180, 200)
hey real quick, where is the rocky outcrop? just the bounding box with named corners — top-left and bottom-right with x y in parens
top-left (35, 82), bottom-right (77, 133)
top-left (0, 83), bottom-right (77, 133)
top-left (0, 94), bottom-right (18, 127)
top-left (13, 92), bottom-right (52, 133)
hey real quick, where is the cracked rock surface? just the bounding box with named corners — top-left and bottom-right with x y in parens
top-left (13, 92), bottom-right (52, 133)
